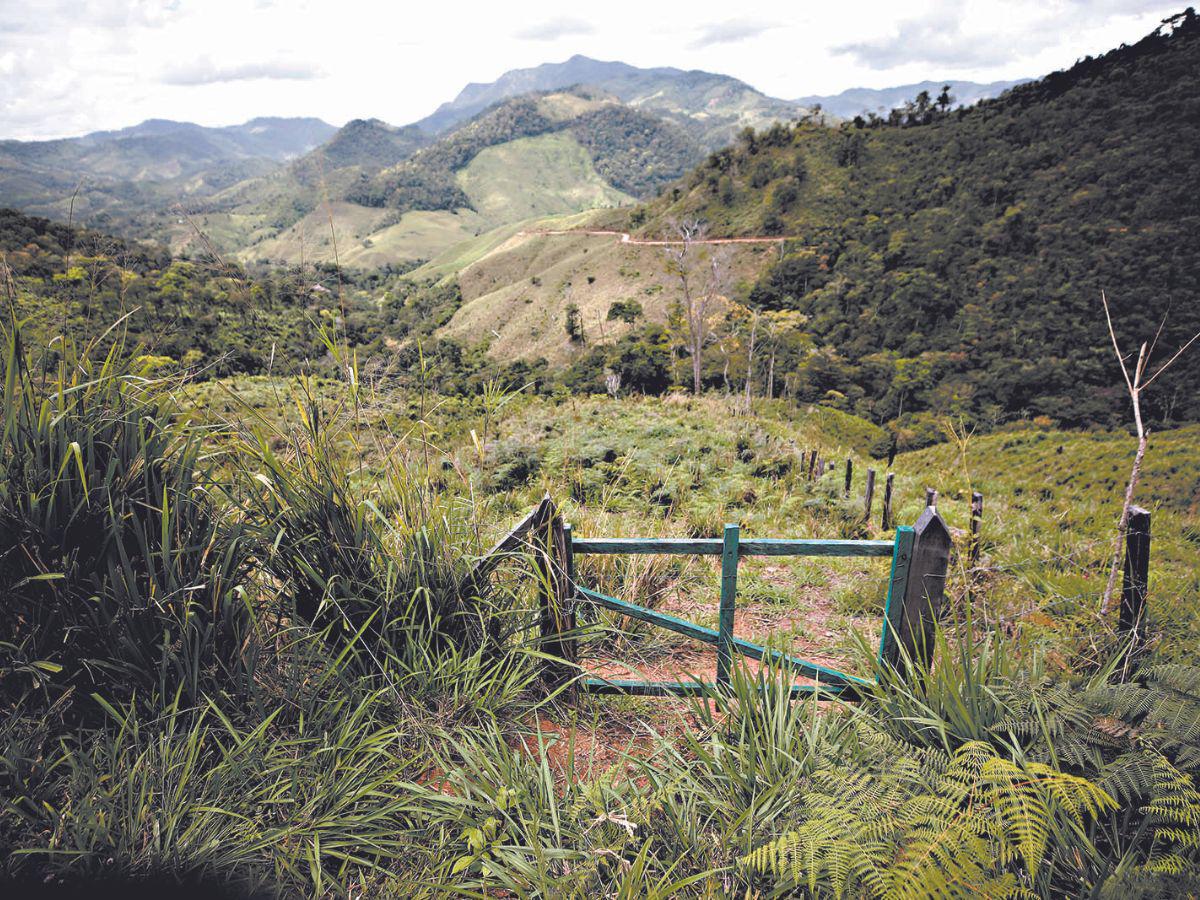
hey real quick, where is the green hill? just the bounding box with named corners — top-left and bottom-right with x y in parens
top-left (223, 91), bottom-right (695, 268)
top-left (637, 9), bottom-right (1200, 442)
top-left (0, 117), bottom-right (335, 229)
top-left (349, 90), bottom-right (697, 212)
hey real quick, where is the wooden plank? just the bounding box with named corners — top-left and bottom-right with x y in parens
top-left (571, 537), bottom-right (895, 557)
top-left (716, 524), bottom-right (740, 686)
top-left (740, 538), bottom-right (894, 557)
top-left (807, 451), bottom-right (817, 480)
top-left (579, 585), bottom-right (720, 644)
top-left (576, 586), bottom-right (866, 686)
top-left (571, 537), bottom-right (723, 555)
top-left (470, 496), bottom-right (551, 580)
top-left (881, 472), bottom-right (894, 530)
top-left (877, 526), bottom-right (915, 666)
top-left (882, 508), bottom-right (951, 674)
top-left (534, 502), bottom-right (576, 686)
top-left (864, 469), bottom-right (876, 522)
top-left (581, 677), bottom-right (852, 697)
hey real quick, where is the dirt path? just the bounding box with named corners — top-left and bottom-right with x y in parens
top-left (518, 228), bottom-right (805, 246)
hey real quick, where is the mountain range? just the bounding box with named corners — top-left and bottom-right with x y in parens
top-left (0, 57), bottom-right (1022, 267)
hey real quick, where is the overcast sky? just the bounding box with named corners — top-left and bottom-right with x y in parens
top-left (0, 0), bottom-right (1183, 140)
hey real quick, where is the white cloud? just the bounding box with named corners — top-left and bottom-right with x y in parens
top-left (162, 59), bottom-right (324, 86)
top-left (514, 17), bottom-right (595, 41)
top-left (690, 19), bottom-right (777, 49)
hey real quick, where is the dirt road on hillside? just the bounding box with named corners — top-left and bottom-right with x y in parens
top-left (518, 228), bottom-right (802, 246)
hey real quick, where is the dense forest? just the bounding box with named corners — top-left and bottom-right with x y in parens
top-left (646, 9), bottom-right (1200, 443)
top-left (0, 208), bottom-right (552, 393)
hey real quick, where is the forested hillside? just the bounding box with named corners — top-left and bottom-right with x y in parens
top-left (0, 207), bottom-right (550, 391)
top-left (350, 90), bottom-right (698, 212)
top-left (644, 10), bottom-right (1200, 443)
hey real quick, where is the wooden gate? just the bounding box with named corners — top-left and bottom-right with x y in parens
top-left (478, 494), bottom-right (954, 697)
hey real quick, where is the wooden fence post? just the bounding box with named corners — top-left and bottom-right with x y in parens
top-left (925, 487), bottom-right (937, 508)
top-left (881, 507), bottom-right (952, 678)
top-left (969, 492), bottom-right (984, 567)
top-left (1118, 507), bottom-right (1150, 671)
top-left (716, 523), bottom-right (740, 688)
top-left (864, 469), bottom-right (876, 522)
top-left (807, 451), bottom-right (817, 480)
top-left (844, 458), bottom-right (853, 497)
top-left (534, 497), bottom-right (577, 688)
top-left (881, 473), bottom-right (894, 530)
top-left (816, 458), bottom-right (825, 479)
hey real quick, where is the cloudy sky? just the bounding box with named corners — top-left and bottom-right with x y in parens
top-left (0, 0), bottom-right (1183, 140)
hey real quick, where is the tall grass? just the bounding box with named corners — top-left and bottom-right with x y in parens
top-left (1, 320), bottom-right (254, 708)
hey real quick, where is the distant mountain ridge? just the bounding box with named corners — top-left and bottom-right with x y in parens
top-left (793, 79), bottom-right (1030, 119)
top-left (415, 54), bottom-right (804, 149)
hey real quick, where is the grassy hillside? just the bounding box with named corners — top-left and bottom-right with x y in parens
top-left (640, 11), bottom-right (1200, 442)
top-left (440, 223), bottom-right (776, 364)
top-left (241, 132), bottom-right (634, 269)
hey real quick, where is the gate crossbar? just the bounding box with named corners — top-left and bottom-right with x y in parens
top-left (572, 527), bottom-right (914, 697)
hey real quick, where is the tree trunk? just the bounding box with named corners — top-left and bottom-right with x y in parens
top-left (743, 310), bottom-right (759, 410)
top-left (1102, 429), bottom-right (1148, 616)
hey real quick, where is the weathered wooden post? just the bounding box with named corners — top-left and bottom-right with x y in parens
top-left (864, 469), bottom-right (876, 522)
top-left (534, 497), bottom-right (577, 688)
top-left (969, 492), bottom-right (984, 567)
top-left (881, 473), bottom-right (894, 529)
top-left (881, 507), bottom-right (952, 678)
top-left (844, 458), bottom-right (853, 497)
top-left (925, 487), bottom-right (937, 508)
top-left (715, 523), bottom-right (740, 688)
top-left (816, 458), bottom-right (825, 478)
top-left (1117, 507), bottom-right (1150, 671)
top-left (807, 451), bottom-right (817, 480)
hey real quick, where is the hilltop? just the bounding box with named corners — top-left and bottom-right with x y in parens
top-left (794, 79), bottom-right (1028, 118)
top-left (415, 54), bottom-right (805, 148)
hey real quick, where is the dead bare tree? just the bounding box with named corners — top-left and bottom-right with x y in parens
top-left (663, 219), bottom-right (731, 394)
top-left (742, 307), bottom-right (759, 411)
top-left (1099, 291), bottom-right (1200, 615)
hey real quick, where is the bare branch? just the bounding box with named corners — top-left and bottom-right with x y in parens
top-left (1101, 291), bottom-right (1135, 394)
top-left (1142, 327), bottom-right (1200, 388)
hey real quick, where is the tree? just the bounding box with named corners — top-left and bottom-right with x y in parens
top-left (564, 302), bottom-right (585, 343)
top-left (1098, 292), bottom-right (1200, 616)
top-left (663, 219), bottom-right (731, 394)
top-left (607, 299), bottom-right (643, 324)
top-left (937, 85), bottom-right (955, 113)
